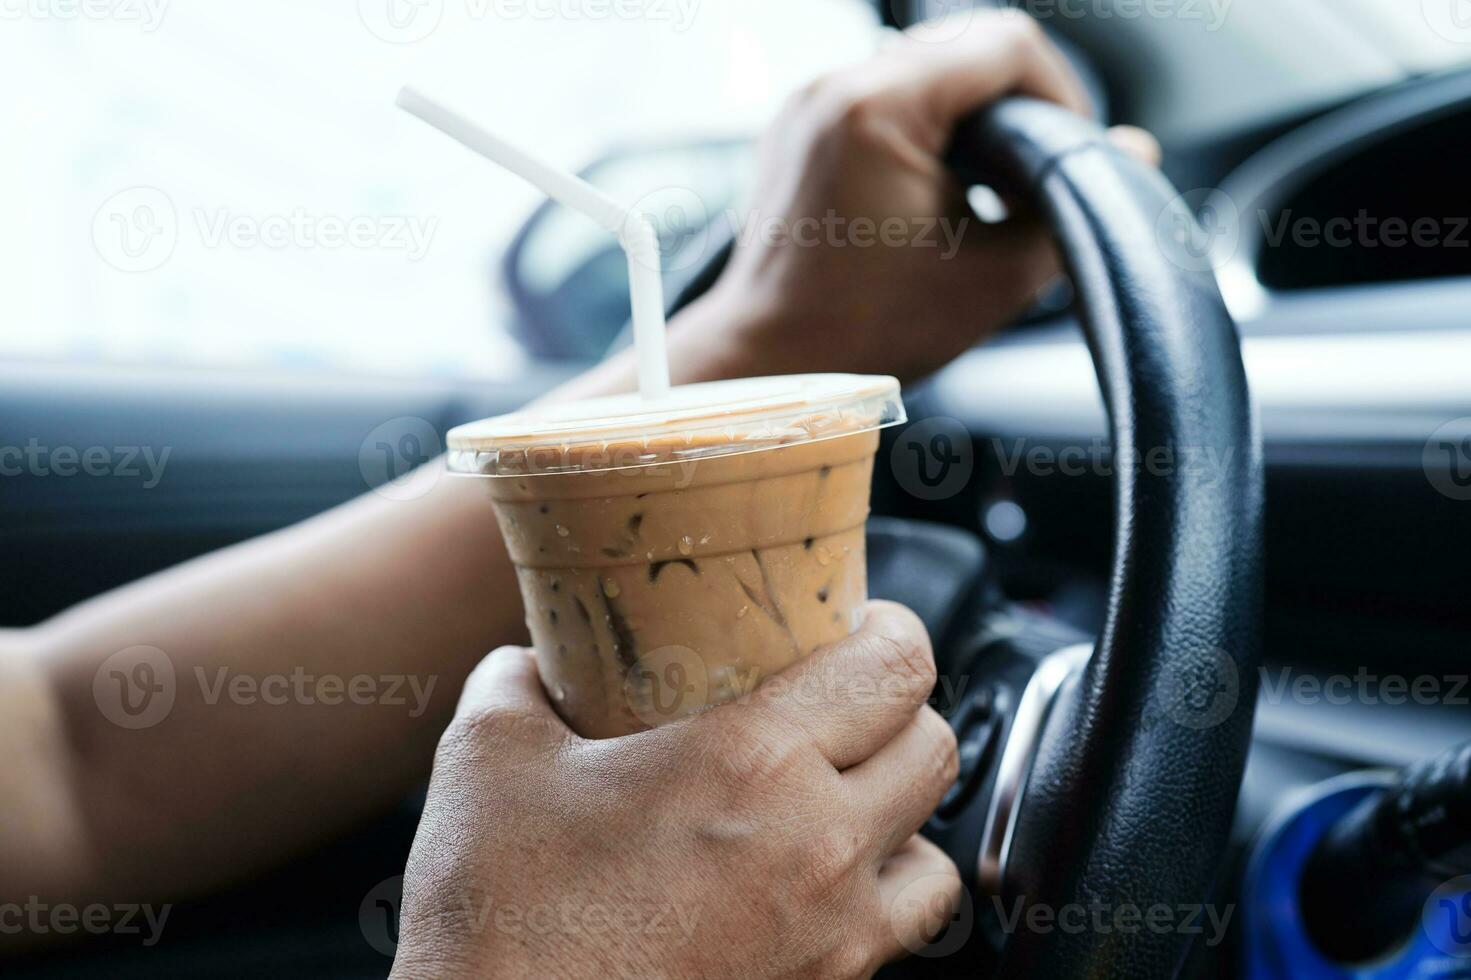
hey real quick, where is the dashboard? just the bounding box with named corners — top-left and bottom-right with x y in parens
top-left (891, 65), bottom-right (1471, 897)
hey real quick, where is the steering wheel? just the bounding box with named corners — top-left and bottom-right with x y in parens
top-left (676, 97), bottom-right (1263, 979)
top-left (931, 98), bottom-right (1264, 978)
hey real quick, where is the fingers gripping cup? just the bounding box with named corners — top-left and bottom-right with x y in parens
top-left (448, 375), bottom-right (905, 738)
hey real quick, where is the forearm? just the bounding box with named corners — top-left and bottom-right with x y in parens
top-left (17, 474), bottom-right (517, 904)
top-left (8, 292), bottom-right (774, 907)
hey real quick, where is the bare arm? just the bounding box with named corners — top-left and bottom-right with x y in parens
top-left (1, 10), bottom-right (1156, 923)
top-left (0, 298), bottom-right (760, 909)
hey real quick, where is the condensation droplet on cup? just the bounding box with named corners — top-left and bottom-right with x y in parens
top-left (555, 524), bottom-right (570, 538)
top-left (603, 579), bottom-right (621, 598)
top-left (737, 605), bottom-right (748, 618)
top-left (678, 535), bottom-right (694, 556)
top-left (816, 547), bottom-right (833, 567)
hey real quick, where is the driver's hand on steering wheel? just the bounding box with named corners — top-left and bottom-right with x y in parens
top-left (392, 603), bottom-right (958, 979)
top-left (675, 9), bottom-right (1160, 385)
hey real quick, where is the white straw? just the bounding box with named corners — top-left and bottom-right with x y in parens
top-left (396, 86), bottom-right (671, 399)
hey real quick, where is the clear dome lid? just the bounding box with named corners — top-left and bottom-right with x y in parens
top-left (447, 373), bottom-right (905, 477)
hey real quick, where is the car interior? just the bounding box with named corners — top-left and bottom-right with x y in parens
top-left (5, 0), bottom-right (1471, 976)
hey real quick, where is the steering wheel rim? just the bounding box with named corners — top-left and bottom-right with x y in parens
top-left (668, 96), bottom-right (1264, 979)
top-left (947, 98), bottom-right (1263, 979)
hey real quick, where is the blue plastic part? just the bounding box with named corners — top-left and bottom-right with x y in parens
top-left (1242, 771), bottom-right (1471, 978)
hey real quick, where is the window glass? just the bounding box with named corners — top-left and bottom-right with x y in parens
top-left (0, 0), bottom-right (880, 377)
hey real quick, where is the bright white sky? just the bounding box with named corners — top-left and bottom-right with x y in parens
top-left (3, 0), bottom-right (1465, 380)
top-left (0, 0), bottom-right (880, 379)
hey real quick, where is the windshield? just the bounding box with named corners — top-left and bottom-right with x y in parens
top-left (0, 0), bottom-right (879, 378)
top-left (4, 0), bottom-right (1468, 379)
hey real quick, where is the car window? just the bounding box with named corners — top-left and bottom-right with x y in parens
top-left (0, 0), bottom-right (879, 379)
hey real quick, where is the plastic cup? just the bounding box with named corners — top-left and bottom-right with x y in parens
top-left (448, 374), bottom-right (906, 738)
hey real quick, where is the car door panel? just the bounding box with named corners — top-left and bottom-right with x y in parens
top-left (0, 361), bottom-right (580, 625)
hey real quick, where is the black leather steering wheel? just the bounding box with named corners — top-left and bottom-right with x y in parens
top-left (944, 98), bottom-right (1264, 979)
top-left (673, 97), bottom-right (1264, 979)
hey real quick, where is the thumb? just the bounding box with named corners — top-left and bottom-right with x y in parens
top-left (1107, 124), bottom-right (1163, 168)
top-left (452, 646), bottom-right (572, 745)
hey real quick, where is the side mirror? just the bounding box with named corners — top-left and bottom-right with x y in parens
top-left (500, 139), bottom-right (751, 361)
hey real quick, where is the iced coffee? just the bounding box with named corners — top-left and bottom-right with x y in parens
top-left (448, 374), bottom-right (905, 739)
